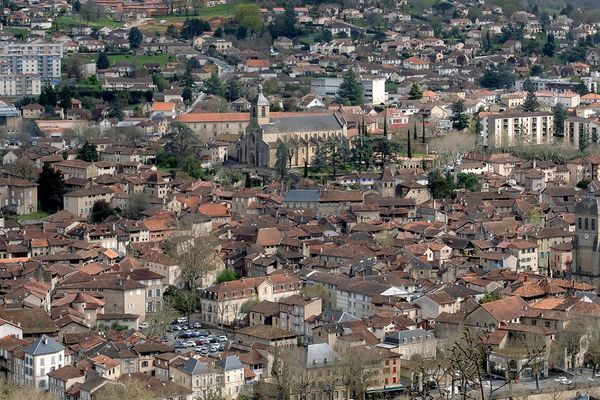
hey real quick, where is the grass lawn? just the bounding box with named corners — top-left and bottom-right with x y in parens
top-left (156, 3), bottom-right (235, 21)
top-left (12, 211), bottom-right (49, 221)
top-left (54, 15), bottom-right (124, 30)
top-left (108, 53), bottom-right (173, 67)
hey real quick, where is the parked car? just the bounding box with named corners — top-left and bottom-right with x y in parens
top-left (192, 322), bottom-right (202, 328)
top-left (139, 322), bottom-right (149, 329)
top-left (177, 317), bottom-right (188, 324)
top-left (218, 335), bottom-right (228, 342)
top-left (184, 340), bottom-right (196, 348)
top-left (210, 343), bottom-right (220, 352)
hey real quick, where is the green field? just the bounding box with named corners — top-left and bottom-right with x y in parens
top-left (54, 15), bottom-right (124, 30)
top-left (108, 54), bottom-right (173, 67)
top-left (158, 3), bottom-right (235, 20)
top-left (12, 211), bottom-right (49, 222)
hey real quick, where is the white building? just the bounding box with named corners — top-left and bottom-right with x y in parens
top-left (311, 76), bottom-right (388, 104)
top-left (0, 318), bottom-right (22, 339)
top-left (481, 112), bottom-right (554, 148)
top-left (0, 42), bottom-right (63, 84)
top-left (22, 334), bottom-right (66, 390)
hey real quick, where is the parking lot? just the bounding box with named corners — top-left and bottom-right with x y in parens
top-left (164, 317), bottom-right (232, 356)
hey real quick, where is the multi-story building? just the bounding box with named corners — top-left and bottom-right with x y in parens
top-left (21, 335), bottom-right (66, 390)
top-left (278, 295), bottom-right (322, 336)
top-left (63, 186), bottom-right (114, 218)
top-left (0, 177), bottom-right (38, 215)
top-left (310, 76), bottom-right (387, 105)
top-left (0, 74), bottom-right (42, 96)
top-left (0, 42), bottom-right (63, 86)
top-left (481, 112), bottom-right (554, 148)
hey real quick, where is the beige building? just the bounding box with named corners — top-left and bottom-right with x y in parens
top-left (56, 275), bottom-right (147, 322)
top-left (170, 358), bottom-right (222, 399)
top-left (0, 177), bottom-right (37, 215)
top-left (278, 295), bottom-right (322, 336)
top-left (201, 275), bottom-right (302, 326)
top-left (63, 186), bottom-right (114, 219)
top-left (53, 159), bottom-right (98, 180)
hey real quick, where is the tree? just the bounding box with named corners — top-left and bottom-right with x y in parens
top-left (38, 82), bottom-right (57, 107)
top-left (407, 128), bottom-right (412, 158)
top-left (73, 0), bottom-right (81, 12)
top-left (337, 345), bottom-right (381, 400)
top-left (164, 122), bottom-right (202, 160)
top-left (262, 79), bottom-right (279, 96)
top-left (456, 173), bottom-right (481, 192)
top-left (575, 81), bottom-right (589, 96)
top-left (428, 169), bottom-right (455, 199)
top-left (77, 141), bottom-right (99, 162)
top-left (522, 78), bottom-right (535, 93)
top-left (337, 69), bottom-right (363, 106)
top-left (182, 87), bottom-right (193, 105)
top-left (216, 268), bottom-right (238, 283)
top-left (224, 76), bottom-right (241, 102)
top-left (4, 158), bottom-right (37, 181)
top-left (552, 103), bottom-right (567, 137)
top-left (91, 200), bottom-right (114, 222)
top-left (204, 69), bottom-right (224, 97)
top-left (480, 292), bottom-right (502, 304)
top-left (166, 24), bottom-right (178, 37)
top-left (233, 3), bottom-right (263, 34)
top-left (180, 18), bottom-right (210, 39)
top-left (269, 9), bottom-right (297, 39)
top-left (128, 27), bottom-right (143, 49)
top-left (479, 65), bottom-right (515, 90)
top-left (275, 141), bottom-right (290, 179)
top-left (38, 163), bottom-right (65, 212)
top-left (580, 131), bottom-right (590, 151)
top-left (167, 289), bottom-right (201, 321)
top-left (522, 90), bottom-right (540, 112)
top-left (408, 83), bottom-right (423, 100)
top-left (0, 379), bottom-right (58, 400)
top-left (107, 98), bottom-right (124, 121)
top-left (311, 143), bottom-right (328, 172)
top-left (450, 100), bottom-right (469, 131)
top-left (167, 235), bottom-right (222, 289)
top-left (96, 52), bottom-right (110, 69)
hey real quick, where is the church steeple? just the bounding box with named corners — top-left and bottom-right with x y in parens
top-left (251, 84), bottom-right (270, 125)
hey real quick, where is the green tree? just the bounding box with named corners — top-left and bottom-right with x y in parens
top-left (428, 169), bottom-right (455, 199)
top-left (311, 143), bottom-right (328, 172)
top-left (408, 83), bottom-right (423, 100)
top-left (522, 90), bottom-right (540, 112)
top-left (522, 78), bottom-right (535, 93)
top-left (107, 98), bottom-right (124, 121)
top-left (217, 269), bottom-right (238, 283)
top-left (233, 3), bottom-right (263, 34)
top-left (407, 128), bottom-right (412, 158)
top-left (479, 65), bottom-right (515, 89)
top-left (450, 100), bottom-right (469, 131)
top-left (275, 141), bottom-right (290, 179)
top-left (337, 69), bottom-right (363, 106)
top-left (575, 81), bottom-right (589, 96)
top-left (38, 163), bottom-right (65, 212)
top-left (204, 69), bottom-right (224, 97)
top-left (262, 79), bottom-right (279, 96)
top-left (371, 136), bottom-right (401, 170)
top-left (128, 27), bottom-right (143, 49)
top-left (180, 18), bottom-right (210, 39)
top-left (269, 9), bottom-right (297, 38)
top-left (480, 292), bottom-right (502, 304)
top-left (91, 200), bottom-right (114, 222)
top-left (166, 24), bottom-right (178, 37)
top-left (580, 131), bottom-right (590, 151)
top-left (77, 141), bottom-right (99, 162)
top-left (182, 87), bottom-right (193, 105)
top-left (224, 76), bottom-right (241, 101)
top-left (96, 52), bottom-right (110, 69)
top-left (38, 82), bottom-right (56, 107)
top-left (553, 103), bottom-right (567, 137)
top-left (164, 122), bottom-right (202, 160)
top-left (456, 173), bottom-right (481, 192)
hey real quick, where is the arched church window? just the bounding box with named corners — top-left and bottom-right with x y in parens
top-left (585, 218), bottom-right (589, 230)
top-left (579, 218), bottom-right (582, 229)
top-left (261, 107), bottom-right (266, 118)
top-left (593, 219), bottom-right (596, 231)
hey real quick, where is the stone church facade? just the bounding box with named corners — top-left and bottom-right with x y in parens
top-left (238, 85), bottom-right (347, 168)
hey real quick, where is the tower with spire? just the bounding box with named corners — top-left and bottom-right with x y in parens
top-left (251, 84), bottom-right (270, 126)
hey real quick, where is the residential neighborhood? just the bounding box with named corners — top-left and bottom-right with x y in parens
top-left (3, 0), bottom-right (600, 400)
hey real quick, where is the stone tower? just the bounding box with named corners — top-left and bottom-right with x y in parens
top-left (573, 191), bottom-right (600, 283)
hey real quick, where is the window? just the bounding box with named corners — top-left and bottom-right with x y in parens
top-left (585, 218), bottom-right (589, 230)
top-left (593, 219), bottom-right (596, 231)
top-left (578, 218), bottom-right (582, 229)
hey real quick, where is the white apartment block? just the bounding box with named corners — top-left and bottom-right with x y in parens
top-left (311, 76), bottom-right (388, 104)
top-left (564, 116), bottom-right (600, 149)
top-left (481, 112), bottom-right (554, 148)
top-left (0, 74), bottom-right (42, 96)
top-left (0, 43), bottom-right (63, 93)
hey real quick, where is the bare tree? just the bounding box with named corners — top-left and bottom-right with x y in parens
top-left (429, 131), bottom-right (477, 169)
top-left (167, 235), bottom-right (223, 289)
top-left (144, 302), bottom-right (177, 339)
top-left (4, 158), bottom-right (38, 181)
top-left (337, 345), bottom-right (380, 400)
top-left (0, 379), bottom-right (58, 400)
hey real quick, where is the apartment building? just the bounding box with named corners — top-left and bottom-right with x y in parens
top-left (0, 74), bottom-right (41, 96)
top-left (0, 42), bottom-right (63, 87)
top-left (21, 335), bottom-right (66, 390)
top-left (481, 112), bottom-right (554, 148)
top-left (278, 295), bottom-right (322, 336)
top-left (564, 116), bottom-right (600, 149)
top-left (311, 76), bottom-right (387, 105)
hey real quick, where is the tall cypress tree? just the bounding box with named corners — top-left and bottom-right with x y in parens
top-left (407, 129), bottom-right (412, 159)
top-left (413, 120), bottom-right (418, 140)
top-left (383, 113), bottom-right (388, 139)
top-left (422, 114), bottom-right (426, 144)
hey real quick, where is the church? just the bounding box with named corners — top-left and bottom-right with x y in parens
top-left (574, 185), bottom-right (600, 283)
top-left (238, 86), bottom-right (348, 168)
